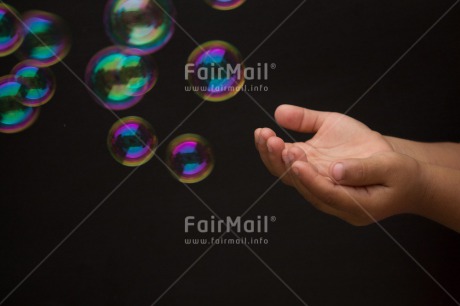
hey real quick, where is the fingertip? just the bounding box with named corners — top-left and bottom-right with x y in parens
top-left (266, 136), bottom-right (284, 154)
top-left (274, 104), bottom-right (294, 122)
top-left (331, 162), bottom-right (344, 182)
top-left (286, 145), bottom-right (307, 163)
top-left (258, 128), bottom-right (269, 145)
top-left (275, 104), bottom-right (290, 112)
top-left (281, 148), bottom-right (289, 164)
top-left (266, 139), bottom-right (274, 153)
top-left (291, 160), bottom-right (308, 175)
top-left (260, 127), bottom-right (275, 138)
top-left (292, 160), bottom-right (321, 185)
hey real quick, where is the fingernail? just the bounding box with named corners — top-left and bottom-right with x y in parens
top-left (332, 163), bottom-right (344, 181)
top-left (267, 143), bottom-right (273, 153)
top-left (292, 166), bottom-right (300, 176)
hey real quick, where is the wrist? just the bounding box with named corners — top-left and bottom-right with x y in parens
top-left (384, 136), bottom-right (428, 163)
top-left (410, 161), bottom-right (435, 218)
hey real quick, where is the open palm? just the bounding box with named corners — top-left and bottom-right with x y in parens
top-left (255, 105), bottom-right (394, 183)
top-left (255, 105), bottom-right (431, 226)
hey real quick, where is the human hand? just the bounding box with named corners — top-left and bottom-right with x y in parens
top-left (255, 104), bottom-right (459, 230)
top-left (254, 104), bottom-right (424, 225)
top-left (285, 149), bottom-right (427, 225)
top-left (255, 104), bottom-right (393, 186)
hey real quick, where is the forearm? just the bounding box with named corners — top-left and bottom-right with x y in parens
top-left (414, 163), bottom-right (460, 233)
top-left (385, 136), bottom-right (460, 169)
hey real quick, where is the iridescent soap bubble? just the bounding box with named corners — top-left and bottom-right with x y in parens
top-left (104, 0), bottom-right (176, 55)
top-left (85, 46), bottom-right (158, 110)
top-left (166, 134), bottom-right (214, 183)
top-left (17, 11), bottom-right (71, 67)
top-left (11, 61), bottom-right (56, 107)
top-left (186, 40), bottom-right (245, 102)
top-left (0, 76), bottom-right (40, 134)
top-left (107, 116), bottom-right (158, 166)
top-left (0, 3), bottom-right (23, 57)
top-left (205, 0), bottom-right (245, 10)
top-left (121, 53), bottom-right (158, 96)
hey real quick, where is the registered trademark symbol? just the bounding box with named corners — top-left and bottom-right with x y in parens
top-left (270, 63), bottom-right (276, 69)
top-left (270, 216), bottom-right (276, 222)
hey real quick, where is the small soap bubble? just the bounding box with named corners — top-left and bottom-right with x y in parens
top-left (104, 0), bottom-right (176, 55)
top-left (0, 3), bottom-right (23, 57)
top-left (85, 46), bottom-right (158, 110)
top-left (186, 40), bottom-right (245, 102)
top-left (205, 0), bottom-right (245, 10)
top-left (107, 116), bottom-right (158, 166)
top-left (17, 11), bottom-right (71, 67)
top-left (0, 76), bottom-right (40, 134)
top-left (11, 61), bottom-right (56, 107)
top-left (165, 134), bottom-right (214, 183)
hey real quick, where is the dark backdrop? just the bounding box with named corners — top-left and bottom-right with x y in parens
top-left (1, 0), bottom-right (460, 305)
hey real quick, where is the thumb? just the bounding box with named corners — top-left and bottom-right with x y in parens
top-left (275, 105), bottom-right (328, 133)
top-left (330, 154), bottom-right (391, 186)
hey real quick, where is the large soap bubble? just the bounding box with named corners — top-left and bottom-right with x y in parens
top-left (104, 0), bottom-right (176, 55)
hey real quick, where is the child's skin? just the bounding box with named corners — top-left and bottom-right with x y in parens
top-left (254, 104), bottom-right (460, 233)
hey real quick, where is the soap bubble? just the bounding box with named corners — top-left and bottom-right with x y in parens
top-left (205, 0), bottom-right (245, 10)
top-left (186, 40), bottom-right (245, 102)
top-left (85, 46), bottom-right (158, 110)
top-left (121, 53), bottom-right (158, 96)
top-left (0, 76), bottom-right (40, 134)
top-left (11, 61), bottom-right (56, 107)
top-left (104, 0), bottom-right (176, 55)
top-left (0, 3), bottom-right (23, 57)
top-left (165, 134), bottom-right (214, 183)
top-left (107, 116), bottom-right (158, 166)
top-left (17, 11), bottom-right (71, 67)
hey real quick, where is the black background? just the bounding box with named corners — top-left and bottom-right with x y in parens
top-left (1, 0), bottom-right (460, 305)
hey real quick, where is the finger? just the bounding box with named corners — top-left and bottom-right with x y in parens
top-left (255, 128), bottom-right (292, 184)
top-left (266, 136), bottom-right (294, 185)
top-left (284, 145), bottom-right (308, 176)
top-left (291, 160), bottom-right (361, 213)
top-left (283, 147), bottom-right (318, 202)
top-left (285, 145), bottom-right (311, 172)
top-left (285, 145), bottom-right (327, 181)
top-left (256, 127), bottom-right (275, 149)
top-left (256, 128), bottom-right (275, 173)
top-left (255, 128), bottom-right (276, 159)
top-left (330, 154), bottom-right (392, 186)
top-left (275, 104), bottom-right (329, 133)
top-left (281, 145), bottom-right (308, 188)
